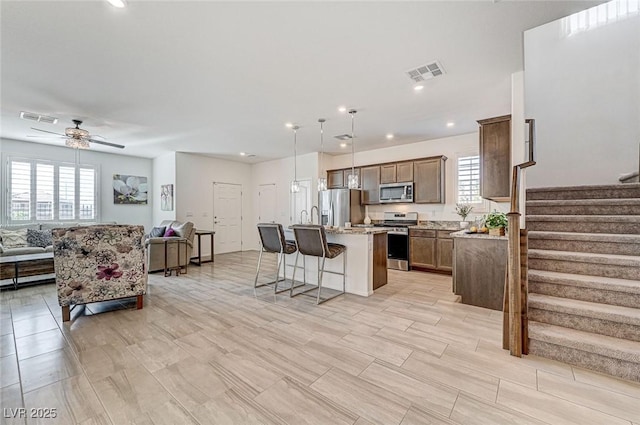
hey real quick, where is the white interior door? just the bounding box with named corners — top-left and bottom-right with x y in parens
top-left (290, 179), bottom-right (311, 224)
top-left (213, 182), bottom-right (242, 253)
top-left (258, 184), bottom-right (277, 223)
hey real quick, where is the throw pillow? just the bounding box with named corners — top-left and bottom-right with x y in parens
top-left (164, 228), bottom-right (176, 237)
top-left (26, 229), bottom-right (53, 248)
top-left (171, 222), bottom-right (192, 238)
top-left (150, 226), bottom-right (166, 238)
top-left (0, 229), bottom-right (29, 249)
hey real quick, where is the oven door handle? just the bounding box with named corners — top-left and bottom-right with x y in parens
top-left (388, 231), bottom-right (408, 235)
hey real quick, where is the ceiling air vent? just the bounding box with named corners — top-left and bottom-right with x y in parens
top-left (406, 61), bottom-right (445, 83)
top-left (334, 134), bottom-right (353, 141)
top-left (20, 111), bottom-right (58, 124)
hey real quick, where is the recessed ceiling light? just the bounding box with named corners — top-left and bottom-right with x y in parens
top-left (446, 121), bottom-right (455, 127)
top-left (285, 122), bottom-right (293, 128)
top-left (340, 143), bottom-right (347, 148)
top-left (240, 152), bottom-right (246, 156)
top-left (414, 85), bottom-right (424, 92)
top-left (106, 0), bottom-right (126, 8)
top-left (338, 106), bottom-right (347, 113)
top-left (386, 133), bottom-right (394, 140)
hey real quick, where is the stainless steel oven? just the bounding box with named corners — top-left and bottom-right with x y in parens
top-left (376, 212), bottom-right (418, 271)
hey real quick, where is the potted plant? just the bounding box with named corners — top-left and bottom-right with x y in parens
top-left (455, 204), bottom-right (473, 228)
top-left (484, 210), bottom-right (508, 236)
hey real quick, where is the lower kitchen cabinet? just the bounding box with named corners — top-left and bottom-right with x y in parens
top-left (409, 229), bottom-right (453, 274)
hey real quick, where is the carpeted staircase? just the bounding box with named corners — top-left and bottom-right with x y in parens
top-left (525, 183), bottom-right (640, 382)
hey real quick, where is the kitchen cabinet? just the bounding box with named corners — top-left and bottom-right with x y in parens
top-left (380, 164), bottom-right (397, 184)
top-left (361, 166), bottom-right (380, 205)
top-left (328, 170), bottom-right (344, 189)
top-left (436, 231), bottom-right (454, 271)
top-left (452, 233), bottom-right (507, 310)
top-left (379, 162), bottom-right (414, 184)
top-left (396, 162), bottom-right (414, 182)
top-left (409, 228), bottom-right (453, 274)
top-left (414, 157), bottom-right (446, 203)
top-left (409, 231), bottom-right (437, 269)
top-left (478, 115), bottom-right (511, 202)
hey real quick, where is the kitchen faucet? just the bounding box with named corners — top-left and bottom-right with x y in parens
top-left (300, 209), bottom-right (308, 224)
top-left (310, 206), bottom-right (319, 224)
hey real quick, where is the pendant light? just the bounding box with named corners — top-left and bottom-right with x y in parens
top-left (291, 125), bottom-right (300, 193)
top-left (317, 118), bottom-right (327, 191)
top-left (347, 109), bottom-right (359, 189)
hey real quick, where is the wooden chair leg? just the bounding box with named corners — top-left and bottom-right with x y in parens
top-left (62, 306), bottom-right (70, 322)
top-left (136, 295), bottom-right (144, 310)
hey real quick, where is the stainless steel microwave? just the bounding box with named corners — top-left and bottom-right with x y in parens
top-left (379, 182), bottom-right (414, 203)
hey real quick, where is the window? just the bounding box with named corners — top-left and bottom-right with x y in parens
top-left (562, 0), bottom-right (639, 37)
top-left (457, 155), bottom-right (482, 205)
top-left (8, 158), bottom-right (98, 222)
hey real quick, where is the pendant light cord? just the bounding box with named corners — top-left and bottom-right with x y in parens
top-left (319, 119), bottom-right (325, 177)
top-left (293, 126), bottom-right (298, 181)
top-left (350, 110), bottom-right (356, 177)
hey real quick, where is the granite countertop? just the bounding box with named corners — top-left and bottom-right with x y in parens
top-left (324, 227), bottom-right (388, 235)
top-left (450, 230), bottom-right (508, 240)
top-left (410, 221), bottom-right (462, 231)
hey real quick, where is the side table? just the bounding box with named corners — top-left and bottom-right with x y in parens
top-left (164, 239), bottom-right (189, 277)
top-left (191, 230), bottom-right (215, 266)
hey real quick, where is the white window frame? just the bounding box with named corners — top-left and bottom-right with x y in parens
top-left (5, 156), bottom-right (100, 224)
top-left (454, 152), bottom-right (490, 214)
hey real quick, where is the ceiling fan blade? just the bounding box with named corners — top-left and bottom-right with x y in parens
top-left (31, 128), bottom-right (65, 136)
top-left (27, 135), bottom-right (66, 139)
top-left (88, 138), bottom-right (125, 149)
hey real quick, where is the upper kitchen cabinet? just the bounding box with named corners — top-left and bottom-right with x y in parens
top-left (414, 156), bottom-right (446, 203)
top-left (478, 115), bottom-right (511, 202)
top-left (328, 169), bottom-right (345, 188)
top-left (380, 162), bottom-right (414, 184)
top-left (396, 162), bottom-right (414, 182)
top-left (361, 166), bottom-right (381, 205)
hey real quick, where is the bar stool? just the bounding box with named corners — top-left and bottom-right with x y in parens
top-left (290, 224), bottom-right (346, 305)
top-left (255, 223), bottom-right (303, 293)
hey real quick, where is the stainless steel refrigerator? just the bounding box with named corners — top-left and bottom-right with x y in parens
top-left (319, 189), bottom-right (365, 227)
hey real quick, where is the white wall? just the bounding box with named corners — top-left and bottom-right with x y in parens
top-left (175, 152), bottom-right (253, 256)
top-left (152, 152), bottom-right (176, 224)
top-left (524, 14), bottom-right (640, 187)
top-left (1, 139), bottom-right (153, 230)
top-left (327, 133), bottom-right (508, 222)
top-left (250, 152), bottom-right (319, 249)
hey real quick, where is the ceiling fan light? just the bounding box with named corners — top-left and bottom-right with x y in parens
top-left (65, 127), bottom-right (89, 138)
top-left (66, 138), bottom-right (90, 149)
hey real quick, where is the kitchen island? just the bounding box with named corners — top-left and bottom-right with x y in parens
top-left (283, 227), bottom-right (388, 297)
top-left (451, 230), bottom-right (508, 310)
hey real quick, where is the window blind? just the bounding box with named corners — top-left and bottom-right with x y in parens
top-left (457, 155), bottom-right (482, 204)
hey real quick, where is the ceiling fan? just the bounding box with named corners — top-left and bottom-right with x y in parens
top-left (29, 119), bottom-right (125, 149)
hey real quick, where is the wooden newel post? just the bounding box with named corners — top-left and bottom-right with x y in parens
top-left (507, 212), bottom-right (522, 357)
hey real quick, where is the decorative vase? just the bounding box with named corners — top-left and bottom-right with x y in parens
top-left (364, 215), bottom-right (372, 225)
top-left (489, 227), bottom-right (505, 236)
top-left (364, 206), bottom-right (372, 225)
top-left (459, 221), bottom-right (469, 229)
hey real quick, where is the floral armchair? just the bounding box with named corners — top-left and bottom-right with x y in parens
top-left (52, 224), bottom-right (147, 322)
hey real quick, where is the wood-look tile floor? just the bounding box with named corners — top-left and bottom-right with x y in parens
top-left (2, 251), bottom-right (640, 425)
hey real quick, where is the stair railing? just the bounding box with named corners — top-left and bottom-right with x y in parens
top-left (503, 119), bottom-right (536, 357)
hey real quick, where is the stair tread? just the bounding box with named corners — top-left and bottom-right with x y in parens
top-left (528, 269), bottom-right (640, 294)
top-left (528, 322), bottom-right (640, 363)
top-left (527, 199), bottom-right (640, 206)
top-left (528, 231), bottom-right (640, 243)
top-left (529, 249), bottom-right (640, 266)
top-left (527, 183), bottom-right (640, 192)
top-left (527, 215), bottom-right (640, 222)
top-left (528, 293), bottom-right (640, 326)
